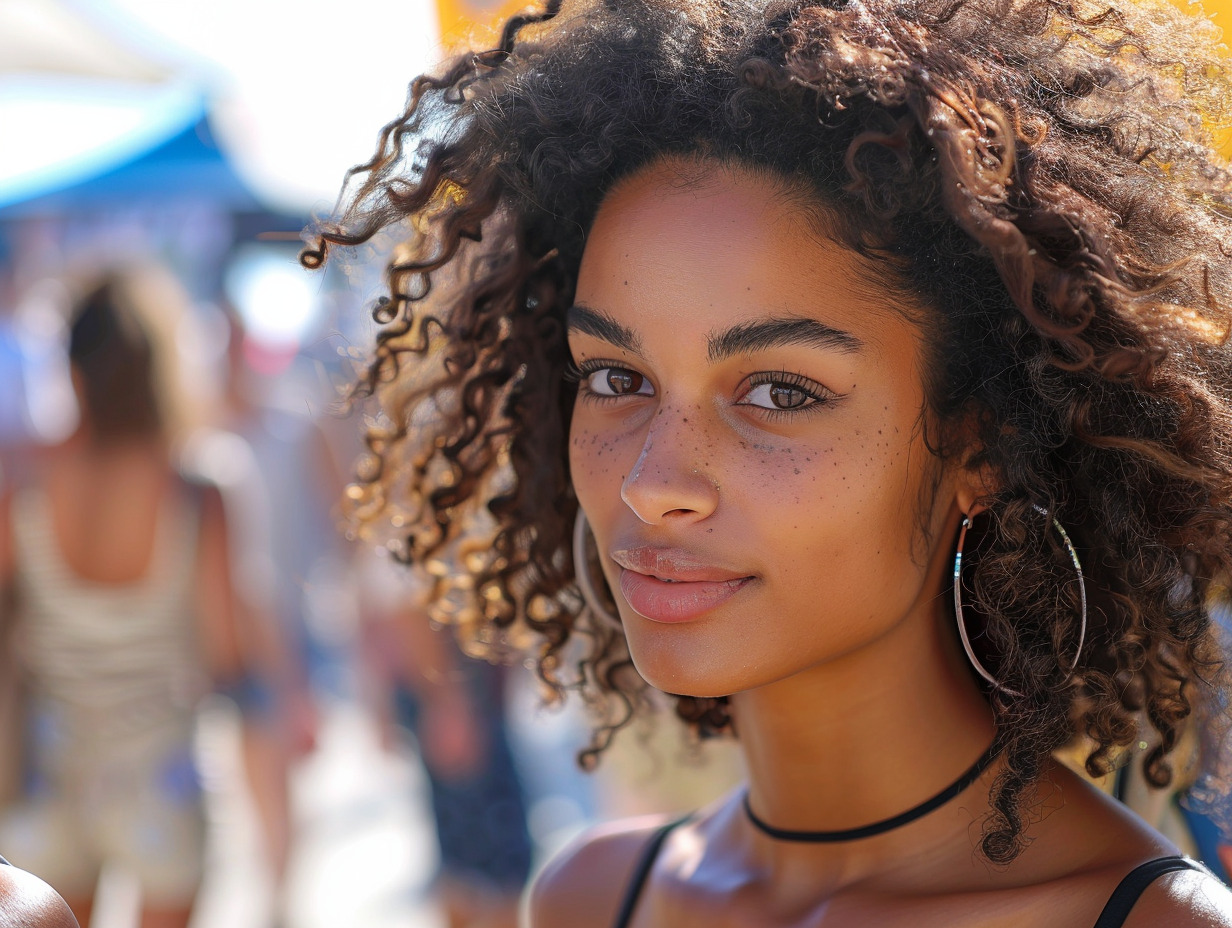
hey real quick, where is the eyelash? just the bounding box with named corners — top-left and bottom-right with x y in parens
top-left (563, 358), bottom-right (602, 384)
top-left (566, 360), bottom-right (838, 418)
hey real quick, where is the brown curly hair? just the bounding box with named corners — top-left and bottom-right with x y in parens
top-left (305, 0), bottom-right (1232, 863)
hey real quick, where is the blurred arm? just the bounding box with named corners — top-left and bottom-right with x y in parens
top-left (194, 479), bottom-right (304, 884)
top-left (356, 560), bottom-right (484, 775)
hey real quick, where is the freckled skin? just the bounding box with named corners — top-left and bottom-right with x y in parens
top-left (568, 160), bottom-right (969, 699)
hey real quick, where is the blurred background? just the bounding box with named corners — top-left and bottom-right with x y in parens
top-left (0, 1), bottom-right (1227, 927)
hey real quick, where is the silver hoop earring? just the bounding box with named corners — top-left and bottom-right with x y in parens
top-left (573, 510), bottom-right (622, 629)
top-left (953, 504), bottom-right (1087, 697)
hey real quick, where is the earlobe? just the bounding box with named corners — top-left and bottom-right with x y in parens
top-left (955, 487), bottom-right (987, 519)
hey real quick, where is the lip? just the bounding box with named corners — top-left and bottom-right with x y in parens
top-left (612, 546), bottom-right (754, 623)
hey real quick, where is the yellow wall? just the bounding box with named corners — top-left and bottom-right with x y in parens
top-left (1167, 0), bottom-right (1231, 155)
top-left (1207, 0), bottom-right (1230, 157)
top-left (434, 0), bottom-right (532, 49)
top-left (1182, 0), bottom-right (1231, 25)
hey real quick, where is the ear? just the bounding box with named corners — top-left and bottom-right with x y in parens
top-left (954, 460), bottom-right (999, 518)
top-left (951, 404), bottom-right (1001, 518)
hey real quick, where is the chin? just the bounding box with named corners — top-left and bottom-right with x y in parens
top-left (625, 632), bottom-right (760, 700)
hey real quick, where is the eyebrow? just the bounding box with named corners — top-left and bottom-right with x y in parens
top-left (566, 303), bottom-right (643, 355)
top-left (707, 316), bottom-right (863, 362)
top-left (565, 305), bottom-right (862, 361)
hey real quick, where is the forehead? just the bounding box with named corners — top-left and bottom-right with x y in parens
top-left (576, 159), bottom-right (932, 354)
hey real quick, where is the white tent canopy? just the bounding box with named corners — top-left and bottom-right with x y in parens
top-left (1, 0), bottom-right (441, 214)
top-left (0, 0), bottom-right (170, 80)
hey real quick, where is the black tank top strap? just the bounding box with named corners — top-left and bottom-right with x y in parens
top-left (611, 816), bottom-right (691, 928)
top-left (1091, 856), bottom-right (1208, 928)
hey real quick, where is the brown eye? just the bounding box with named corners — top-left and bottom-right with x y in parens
top-left (769, 384), bottom-right (809, 409)
top-left (607, 370), bottom-right (643, 394)
top-left (740, 377), bottom-right (828, 414)
top-left (586, 367), bottom-right (653, 397)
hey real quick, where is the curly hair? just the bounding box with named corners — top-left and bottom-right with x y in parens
top-left (305, 0), bottom-right (1232, 863)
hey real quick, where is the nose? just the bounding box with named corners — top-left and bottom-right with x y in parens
top-left (620, 408), bottom-right (719, 525)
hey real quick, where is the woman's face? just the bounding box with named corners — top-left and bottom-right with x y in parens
top-left (568, 159), bottom-right (975, 698)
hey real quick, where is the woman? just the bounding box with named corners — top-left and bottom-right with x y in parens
top-left (304, 0), bottom-right (1232, 924)
top-left (0, 267), bottom-right (271, 928)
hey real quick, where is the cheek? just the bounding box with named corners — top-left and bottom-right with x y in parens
top-left (568, 418), bottom-right (625, 511)
top-left (744, 431), bottom-right (930, 597)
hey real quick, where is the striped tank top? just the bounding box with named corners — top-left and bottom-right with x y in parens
top-left (10, 487), bottom-right (206, 736)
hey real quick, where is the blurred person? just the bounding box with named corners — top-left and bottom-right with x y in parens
top-left (0, 267), bottom-right (280, 928)
top-left (362, 567), bottom-right (532, 928)
top-left (212, 291), bottom-right (351, 699)
top-left (303, 0), bottom-right (1232, 925)
top-left (190, 302), bottom-right (345, 915)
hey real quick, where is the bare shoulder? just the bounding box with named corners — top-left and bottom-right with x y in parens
top-left (527, 815), bottom-right (680, 928)
top-left (1010, 766), bottom-right (1231, 927)
top-left (1121, 866), bottom-right (1232, 927)
top-left (0, 864), bottom-right (79, 928)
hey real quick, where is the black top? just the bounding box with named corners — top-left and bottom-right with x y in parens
top-left (611, 820), bottom-right (1211, 928)
top-left (610, 818), bottom-right (689, 928)
top-left (1090, 855), bottom-right (1209, 928)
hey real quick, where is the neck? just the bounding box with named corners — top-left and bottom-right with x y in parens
top-left (731, 598), bottom-right (996, 867)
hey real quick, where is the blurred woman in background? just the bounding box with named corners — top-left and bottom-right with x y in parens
top-left (0, 266), bottom-right (276, 928)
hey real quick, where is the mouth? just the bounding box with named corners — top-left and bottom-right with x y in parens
top-left (611, 546), bottom-right (751, 582)
top-left (617, 571), bottom-right (754, 623)
top-left (611, 546), bottom-right (755, 623)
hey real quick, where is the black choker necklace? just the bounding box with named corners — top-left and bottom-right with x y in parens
top-left (742, 742), bottom-right (1001, 843)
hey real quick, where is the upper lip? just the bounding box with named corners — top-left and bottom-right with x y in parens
top-left (610, 545), bottom-right (753, 583)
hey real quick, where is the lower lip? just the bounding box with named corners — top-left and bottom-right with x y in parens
top-left (618, 570), bottom-right (753, 623)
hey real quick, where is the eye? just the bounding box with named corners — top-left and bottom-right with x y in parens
top-left (743, 382), bottom-right (814, 410)
top-left (585, 366), bottom-right (654, 397)
top-left (736, 372), bottom-right (833, 415)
